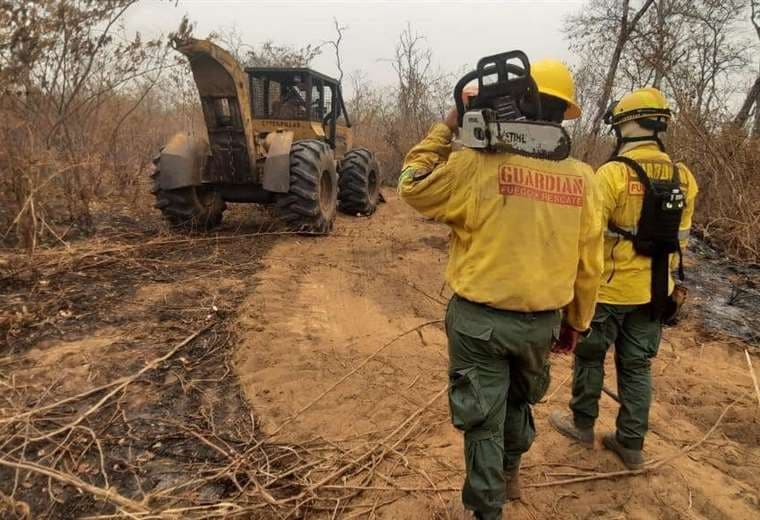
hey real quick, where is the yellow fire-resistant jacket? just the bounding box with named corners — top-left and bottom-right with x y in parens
top-left (597, 143), bottom-right (698, 305)
top-left (398, 123), bottom-right (604, 331)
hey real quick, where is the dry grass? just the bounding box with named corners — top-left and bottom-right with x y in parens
top-left (671, 123), bottom-right (760, 262)
top-left (0, 238), bottom-right (454, 518)
top-left (0, 217), bottom-right (460, 518)
top-left (0, 95), bottom-right (202, 253)
top-left (0, 260), bottom-right (749, 518)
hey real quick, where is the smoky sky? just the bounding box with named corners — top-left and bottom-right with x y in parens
top-left (126, 0), bottom-right (584, 93)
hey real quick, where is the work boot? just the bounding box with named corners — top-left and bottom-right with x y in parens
top-left (504, 467), bottom-right (521, 501)
top-left (602, 433), bottom-right (645, 470)
top-left (444, 497), bottom-right (472, 520)
top-left (548, 410), bottom-right (594, 445)
top-left (444, 498), bottom-right (478, 519)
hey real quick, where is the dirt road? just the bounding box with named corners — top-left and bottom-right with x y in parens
top-left (233, 191), bottom-right (760, 519)
top-left (2, 191), bottom-right (759, 518)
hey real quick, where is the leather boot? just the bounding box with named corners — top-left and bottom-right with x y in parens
top-left (549, 410), bottom-right (594, 445)
top-left (444, 497), bottom-right (477, 519)
top-left (602, 432), bottom-right (644, 469)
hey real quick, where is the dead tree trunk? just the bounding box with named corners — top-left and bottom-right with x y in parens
top-left (652, 0), bottom-right (667, 89)
top-left (583, 0), bottom-right (655, 161)
top-left (735, 2), bottom-right (760, 130)
top-left (734, 73), bottom-right (760, 129)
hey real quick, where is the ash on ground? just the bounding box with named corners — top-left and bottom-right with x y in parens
top-left (683, 238), bottom-right (760, 345)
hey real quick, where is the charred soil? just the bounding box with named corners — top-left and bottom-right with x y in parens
top-left (1, 193), bottom-right (759, 519)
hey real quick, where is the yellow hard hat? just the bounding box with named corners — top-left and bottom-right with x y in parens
top-left (531, 59), bottom-right (581, 120)
top-left (605, 87), bottom-right (671, 126)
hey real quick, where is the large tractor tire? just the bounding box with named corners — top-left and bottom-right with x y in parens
top-left (338, 148), bottom-right (381, 215)
top-left (277, 140), bottom-right (338, 233)
top-left (150, 155), bottom-right (225, 230)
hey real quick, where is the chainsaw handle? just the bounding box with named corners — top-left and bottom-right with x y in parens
top-left (454, 62), bottom-right (525, 127)
top-left (476, 51), bottom-right (531, 95)
top-left (454, 69), bottom-right (480, 128)
top-left (453, 51), bottom-right (536, 127)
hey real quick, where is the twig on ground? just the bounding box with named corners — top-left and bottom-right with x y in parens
top-left (1, 326), bottom-right (212, 426)
top-left (29, 326), bottom-right (213, 442)
top-left (603, 385), bottom-right (620, 403)
top-left (320, 484), bottom-right (458, 492)
top-left (540, 371), bottom-right (572, 403)
top-left (525, 390), bottom-right (749, 488)
top-left (0, 458), bottom-right (148, 513)
top-left (268, 319), bottom-right (443, 437)
top-left (309, 385), bottom-right (448, 492)
top-left (744, 349), bottom-right (760, 412)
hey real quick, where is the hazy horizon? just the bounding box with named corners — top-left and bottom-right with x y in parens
top-left (125, 0), bottom-right (586, 93)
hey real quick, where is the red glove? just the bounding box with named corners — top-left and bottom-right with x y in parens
top-left (552, 323), bottom-right (581, 354)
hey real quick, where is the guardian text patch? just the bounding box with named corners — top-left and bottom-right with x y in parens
top-left (498, 165), bottom-right (584, 207)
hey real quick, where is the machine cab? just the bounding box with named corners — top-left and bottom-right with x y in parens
top-left (246, 67), bottom-right (352, 153)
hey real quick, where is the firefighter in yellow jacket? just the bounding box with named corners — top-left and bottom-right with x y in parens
top-left (550, 88), bottom-right (698, 469)
top-left (399, 60), bottom-right (604, 520)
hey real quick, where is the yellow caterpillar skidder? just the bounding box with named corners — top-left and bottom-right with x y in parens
top-left (150, 37), bottom-right (381, 232)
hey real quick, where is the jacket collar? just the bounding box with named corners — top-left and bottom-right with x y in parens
top-left (621, 142), bottom-right (670, 161)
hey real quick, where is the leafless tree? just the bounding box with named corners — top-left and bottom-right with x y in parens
top-left (323, 18), bottom-right (347, 84)
top-left (566, 0), bottom-right (655, 159)
top-left (673, 1), bottom-right (747, 122)
top-left (246, 41), bottom-right (321, 68)
top-left (733, 0), bottom-right (760, 132)
top-left (345, 25), bottom-right (455, 182)
top-left (214, 25), bottom-right (255, 64)
top-left (392, 24), bottom-right (435, 135)
top-left (1, 0), bottom-right (172, 249)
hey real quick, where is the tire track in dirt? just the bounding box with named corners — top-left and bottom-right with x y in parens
top-left (234, 193), bottom-right (464, 516)
top-left (233, 192), bottom-right (760, 519)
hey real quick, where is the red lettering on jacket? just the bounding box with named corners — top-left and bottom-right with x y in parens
top-left (628, 181), bottom-right (645, 195)
top-left (498, 165), bottom-right (584, 207)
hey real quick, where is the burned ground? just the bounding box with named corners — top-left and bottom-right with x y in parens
top-left (1, 193), bottom-right (759, 519)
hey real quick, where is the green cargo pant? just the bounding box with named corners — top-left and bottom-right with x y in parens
top-left (570, 303), bottom-right (662, 450)
top-left (446, 295), bottom-right (559, 520)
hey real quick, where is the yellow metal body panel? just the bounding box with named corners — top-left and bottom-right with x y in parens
top-left (173, 37), bottom-right (354, 176)
top-left (173, 37), bottom-right (257, 170)
top-left (263, 131), bottom-right (294, 192)
top-left (254, 119), bottom-right (353, 159)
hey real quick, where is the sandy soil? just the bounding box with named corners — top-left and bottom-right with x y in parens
top-left (2, 191), bottom-right (759, 519)
top-left (232, 191), bottom-right (760, 519)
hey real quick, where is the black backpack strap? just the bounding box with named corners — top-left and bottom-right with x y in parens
top-left (607, 222), bottom-right (636, 240)
top-left (606, 156), bottom-right (649, 241)
top-left (650, 251), bottom-right (670, 320)
top-left (608, 155), bottom-right (652, 191)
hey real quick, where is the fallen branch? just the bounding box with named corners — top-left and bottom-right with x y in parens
top-left (19, 325), bottom-right (213, 441)
top-left (268, 319), bottom-right (443, 437)
top-left (0, 230), bottom-right (360, 282)
top-left (0, 457), bottom-right (148, 513)
top-left (145, 321), bottom-right (446, 504)
top-left (540, 372), bottom-right (572, 403)
top-left (320, 484), bottom-right (459, 492)
top-left (602, 385), bottom-right (620, 403)
top-left (745, 349), bottom-right (760, 412)
top-left (307, 384), bottom-right (448, 493)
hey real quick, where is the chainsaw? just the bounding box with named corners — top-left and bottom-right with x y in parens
top-left (454, 51), bottom-right (571, 161)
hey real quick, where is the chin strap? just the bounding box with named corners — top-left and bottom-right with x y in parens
top-left (610, 119), bottom-right (667, 158)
